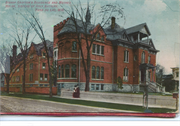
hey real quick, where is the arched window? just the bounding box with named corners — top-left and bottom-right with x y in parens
top-left (101, 67), bottom-right (104, 79)
top-left (124, 50), bottom-right (129, 62)
top-left (72, 41), bottom-right (77, 51)
top-left (71, 64), bottom-right (76, 78)
top-left (97, 33), bottom-right (100, 40)
top-left (141, 52), bottom-right (145, 63)
top-left (92, 66), bottom-right (96, 79)
top-left (58, 65), bottom-right (61, 78)
top-left (65, 64), bottom-right (70, 78)
top-left (96, 66), bottom-right (100, 79)
top-left (62, 65), bottom-right (64, 78)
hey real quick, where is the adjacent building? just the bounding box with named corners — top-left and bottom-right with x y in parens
top-left (8, 40), bottom-right (53, 87)
top-left (171, 67), bottom-right (179, 91)
top-left (53, 14), bottom-right (159, 92)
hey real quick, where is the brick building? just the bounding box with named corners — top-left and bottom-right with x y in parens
top-left (171, 67), bottom-right (179, 91)
top-left (53, 14), bottom-right (160, 92)
top-left (8, 40), bottom-right (53, 87)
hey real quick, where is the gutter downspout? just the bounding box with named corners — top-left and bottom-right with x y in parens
top-left (78, 33), bottom-right (81, 89)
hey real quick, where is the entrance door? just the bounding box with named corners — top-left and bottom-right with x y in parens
top-left (148, 71), bottom-right (151, 82)
top-left (141, 70), bottom-right (145, 83)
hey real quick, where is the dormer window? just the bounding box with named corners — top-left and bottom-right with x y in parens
top-left (101, 36), bottom-right (104, 41)
top-left (43, 52), bottom-right (46, 58)
top-left (30, 54), bottom-right (33, 59)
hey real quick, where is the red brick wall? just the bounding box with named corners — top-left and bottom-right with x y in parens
top-left (1, 87), bottom-right (57, 95)
top-left (1, 87), bottom-right (20, 92)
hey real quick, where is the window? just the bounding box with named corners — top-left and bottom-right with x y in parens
top-left (65, 64), bottom-right (70, 78)
top-left (124, 50), bottom-right (129, 62)
top-left (141, 52), bottom-right (145, 63)
top-left (101, 46), bottom-right (104, 55)
top-left (96, 66), bottom-right (100, 79)
top-left (16, 76), bottom-right (20, 82)
top-left (101, 67), bottom-right (104, 79)
top-left (30, 54), bottom-right (33, 59)
top-left (101, 84), bottom-right (104, 90)
top-left (29, 74), bottom-right (33, 81)
top-left (92, 66), bottom-right (96, 79)
top-left (30, 63), bottom-right (33, 70)
top-left (97, 45), bottom-right (100, 54)
top-left (54, 49), bottom-right (58, 61)
top-left (72, 41), bottom-right (77, 51)
top-left (101, 36), bottom-right (104, 41)
top-left (97, 33), bottom-right (100, 40)
top-left (40, 84), bottom-right (43, 87)
top-left (44, 84), bottom-right (48, 87)
top-left (123, 68), bottom-right (128, 81)
top-left (71, 64), bottom-right (76, 78)
top-left (92, 44), bottom-right (96, 53)
top-left (148, 56), bottom-right (151, 64)
top-left (92, 44), bottom-right (104, 56)
top-left (61, 83), bottom-right (64, 88)
top-left (45, 74), bottom-right (48, 81)
top-left (58, 65), bottom-right (61, 78)
top-left (62, 65), bottom-right (64, 78)
top-left (91, 84), bottom-right (95, 90)
top-left (54, 51), bottom-right (57, 59)
top-left (40, 73), bottom-right (43, 80)
top-left (30, 84), bottom-right (33, 87)
top-left (42, 63), bottom-right (46, 69)
top-left (43, 52), bottom-right (46, 58)
top-left (96, 84), bottom-right (99, 90)
top-left (176, 72), bottom-right (179, 77)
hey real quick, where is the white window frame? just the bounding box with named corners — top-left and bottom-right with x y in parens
top-left (123, 68), bottom-right (128, 81)
top-left (42, 63), bottom-right (46, 69)
top-left (44, 74), bottom-right (48, 81)
top-left (53, 48), bottom-right (58, 61)
top-left (124, 50), bottom-right (129, 63)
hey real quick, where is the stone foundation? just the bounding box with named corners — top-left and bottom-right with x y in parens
top-left (57, 82), bottom-right (140, 92)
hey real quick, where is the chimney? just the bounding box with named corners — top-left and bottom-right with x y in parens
top-left (111, 17), bottom-right (115, 29)
top-left (13, 45), bottom-right (17, 58)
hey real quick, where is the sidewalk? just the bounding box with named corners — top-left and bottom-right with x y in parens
top-left (58, 90), bottom-right (177, 109)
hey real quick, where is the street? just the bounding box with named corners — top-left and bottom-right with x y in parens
top-left (0, 96), bottom-right (129, 113)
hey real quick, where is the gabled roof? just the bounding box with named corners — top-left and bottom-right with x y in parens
top-left (141, 39), bottom-right (155, 49)
top-left (32, 40), bottom-right (53, 57)
top-left (58, 18), bottom-right (95, 35)
top-left (126, 23), bottom-right (151, 35)
top-left (12, 40), bottom-right (53, 64)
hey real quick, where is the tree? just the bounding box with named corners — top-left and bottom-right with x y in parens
top-left (156, 64), bottom-right (164, 85)
top-left (58, 1), bottom-right (125, 91)
top-left (114, 76), bottom-right (123, 90)
top-left (50, 61), bottom-right (57, 87)
top-left (9, 13), bottom-right (36, 94)
top-left (0, 42), bottom-right (23, 93)
top-left (162, 75), bottom-right (175, 92)
top-left (16, 10), bottom-right (54, 97)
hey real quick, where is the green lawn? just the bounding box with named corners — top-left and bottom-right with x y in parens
top-left (0, 92), bottom-right (176, 113)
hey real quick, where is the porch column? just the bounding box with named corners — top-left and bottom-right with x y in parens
top-left (138, 33), bottom-right (140, 42)
top-left (146, 68), bottom-right (148, 83)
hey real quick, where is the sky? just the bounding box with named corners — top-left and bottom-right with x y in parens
top-left (0, 0), bottom-right (179, 74)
